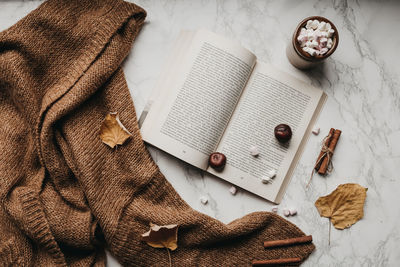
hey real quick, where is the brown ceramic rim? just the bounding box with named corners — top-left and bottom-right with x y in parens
top-left (292, 16), bottom-right (339, 62)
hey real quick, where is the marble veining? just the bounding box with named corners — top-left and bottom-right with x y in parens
top-left (1, 1), bottom-right (399, 266)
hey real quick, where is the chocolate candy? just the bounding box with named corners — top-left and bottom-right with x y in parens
top-left (274, 124), bottom-right (292, 143)
top-left (209, 152), bottom-right (226, 172)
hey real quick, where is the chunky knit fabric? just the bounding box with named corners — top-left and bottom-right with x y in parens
top-left (0, 0), bottom-right (315, 266)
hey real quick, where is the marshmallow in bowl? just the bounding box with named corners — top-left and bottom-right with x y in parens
top-left (298, 19), bottom-right (335, 56)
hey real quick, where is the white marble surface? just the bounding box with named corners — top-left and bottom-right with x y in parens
top-left (1, 0), bottom-right (400, 266)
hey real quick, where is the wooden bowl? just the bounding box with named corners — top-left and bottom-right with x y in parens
top-left (292, 16), bottom-right (339, 62)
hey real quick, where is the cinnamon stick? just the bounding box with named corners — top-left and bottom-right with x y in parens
top-left (318, 129), bottom-right (341, 175)
top-left (263, 235), bottom-right (312, 248)
top-left (252, 257), bottom-right (302, 266)
top-left (314, 128), bottom-right (334, 171)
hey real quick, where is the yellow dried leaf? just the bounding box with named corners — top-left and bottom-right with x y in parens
top-left (315, 183), bottom-right (367, 230)
top-left (141, 224), bottom-right (178, 251)
top-left (100, 112), bottom-right (131, 148)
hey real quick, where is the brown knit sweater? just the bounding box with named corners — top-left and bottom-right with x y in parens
top-left (0, 0), bottom-right (315, 266)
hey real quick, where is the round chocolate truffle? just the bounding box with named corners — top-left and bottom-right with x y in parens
top-left (274, 124), bottom-right (292, 143)
top-left (209, 152), bottom-right (226, 172)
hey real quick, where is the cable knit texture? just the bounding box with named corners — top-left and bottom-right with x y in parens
top-left (0, 0), bottom-right (315, 266)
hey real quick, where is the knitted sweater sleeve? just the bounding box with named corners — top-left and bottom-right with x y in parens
top-left (35, 0), bottom-right (151, 261)
top-left (1, 0), bottom-right (148, 265)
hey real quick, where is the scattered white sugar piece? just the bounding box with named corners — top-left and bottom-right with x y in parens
top-left (249, 145), bottom-right (260, 157)
top-left (200, 196), bottom-right (208, 205)
top-left (289, 208), bottom-right (297, 216)
top-left (271, 205), bottom-right (278, 213)
top-left (261, 176), bottom-right (272, 184)
top-left (312, 127), bottom-right (320, 135)
top-left (283, 209), bottom-right (290, 217)
top-left (267, 169), bottom-right (277, 179)
top-left (229, 186), bottom-right (237, 195)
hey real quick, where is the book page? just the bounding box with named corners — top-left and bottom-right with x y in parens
top-left (209, 62), bottom-right (325, 203)
top-left (140, 30), bottom-right (256, 170)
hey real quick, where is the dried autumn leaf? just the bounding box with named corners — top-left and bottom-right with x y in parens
top-left (315, 183), bottom-right (367, 230)
top-left (141, 224), bottom-right (178, 251)
top-left (100, 112), bottom-right (131, 148)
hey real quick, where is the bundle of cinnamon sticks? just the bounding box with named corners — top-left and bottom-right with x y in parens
top-left (314, 128), bottom-right (341, 175)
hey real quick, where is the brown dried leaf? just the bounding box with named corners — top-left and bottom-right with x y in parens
top-left (141, 224), bottom-right (178, 251)
top-left (100, 112), bottom-right (131, 148)
top-left (315, 183), bottom-right (367, 230)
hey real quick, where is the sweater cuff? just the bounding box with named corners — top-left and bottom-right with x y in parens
top-left (107, 173), bottom-right (168, 265)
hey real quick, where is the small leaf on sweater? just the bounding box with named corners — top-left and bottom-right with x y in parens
top-left (100, 112), bottom-right (131, 148)
top-left (315, 183), bottom-right (367, 230)
top-left (141, 223), bottom-right (178, 251)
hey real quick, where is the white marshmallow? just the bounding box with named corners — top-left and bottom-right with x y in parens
top-left (229, 186), bottom-right (237, 195)
top-left (267, 169), bottom-right (277, 179)
top-left (249, 145), bottom-right (259, 157)
top-left (297, 34), bottom-right (308, 46)
top-left (326, 23), bottom-right (332, 31)
top-left (319, 37), bottom-right (328, 45)
top-left (271, 205), bottom-right (278, 213)
top-left (312, 127), bottom-right (320, 135)
top-left (261, 176), bottom-right (272, 184)
top-left (289, 208), bottom-right (297, 216)
top-left (313, 30), bottom-right (322, 39)
top-left (306, 20), bottom-right (313, 29)
top-left (320, 48), bottom-right (329, 54)
top-left (200, 196), bottom-right (208, 205)
top-left (306, 28), bottom-right (314, 34)
top-left (297, 35), bottom-right (303, 42)
top-left (328, 28), bottom-right (335, 38)
top-left (327, 38), bottom-right (333, 49)
top-left (311, 19), bottom-right (319, 29)
top-left (321, 31), bottom-right (328, 38)
top-left (283, 209), bottom-right (290, 217)
top-left (307, 48), bottom-right (317, 56)
top-left (318, 21), bottom-right (326, 31)
top-left (311, 40), bottom-right (319, 48)
top-left (299, 40), bottom-right (308, 48)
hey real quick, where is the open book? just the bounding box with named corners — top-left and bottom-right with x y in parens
top-left (140, 29), bottom-right (326, 203)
